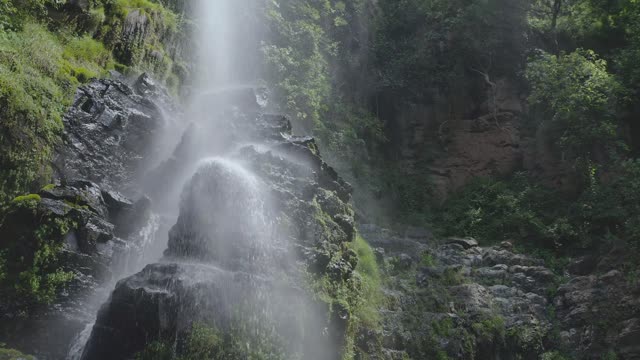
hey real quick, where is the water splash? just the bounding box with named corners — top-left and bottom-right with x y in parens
top-left (66, 213), bottom-right (161, 359)
top-left (67, 322), bottom-right (94, 360)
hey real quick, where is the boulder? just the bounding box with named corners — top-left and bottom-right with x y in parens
top-left (80, 88), bottom-right (357, 359)
top-left (53, 76), bottom-right (174, 195)
top-left (447, 237), bottom-right (479, 249)
top-left (81, 263), bottom-right (335, 360)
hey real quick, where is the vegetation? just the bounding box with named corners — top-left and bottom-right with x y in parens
top-left (260, 0), bottom-right (640, 264)
top-left (472, 316), bottom-right (506, 344)
top-left (351, 234), bottom-right (383, 328)
top-left (0, 197), bottom-right (77, 311)
top-left (439, 157), bottom-right (640, 257)
top-left (0, 0), bottom-right (184, 202)
top-left (135, 322), bottom-right (290, 360)
top-left (0, 346), bottom-right (35, 360)
top-left (526, 49), bottom-right (623, 164)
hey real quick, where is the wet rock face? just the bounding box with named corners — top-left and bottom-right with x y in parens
top-left (54, 74), bottom-right (176, 195)
top-left (82, 263), bottom-right (331, 360)
top-left (360, 225), bottom-right (554, 360)
top-left (165, 159), bottom-right (274, 270)
top-left (554, 250), bottom-right (640, 359)
top-left (359, 224), bottom-right (640, 360)
top-left (1, 75), bottom-right (170, 359)
top-left (81, 89), bottom-right (356, 360)
top-left (0, 182), bottom-right (151, 360)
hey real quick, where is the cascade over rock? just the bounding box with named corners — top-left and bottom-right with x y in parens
top-left (80, 88), bottom-right (357, 360)
top-left (0, 74), bottom-right (173, 359)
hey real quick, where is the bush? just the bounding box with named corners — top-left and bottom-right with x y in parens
top-left (0, 23), bottom-right (70, 202)
top-left (439, 173), bottom-right (569, 247)
top-left (472, 316), bottom-right (506, 344)
top-left (440, 159), bottom-right (640, 258)
top-left (0, 200), bottom-right (76, 310)
top-left (526, 49), bottom-right (623, 163)
top-left (0, 347), bottom-right (35, 360)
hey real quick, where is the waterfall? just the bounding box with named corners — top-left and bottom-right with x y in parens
top-left (68, 1), bottom-right (271, 358)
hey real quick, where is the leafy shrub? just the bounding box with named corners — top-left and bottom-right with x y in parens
top-left (439, 173), bottom-right (569, 247)
top-left (526, 49), bottom-right (623, 162)
top-left (0, 199), bottom-right (76, 310)
top-left (440, 159), bottom-right (640, 257)
top-left (472, 316), bottom-right (506, 344)
top-left (0, 347), bottom-right (35, 360)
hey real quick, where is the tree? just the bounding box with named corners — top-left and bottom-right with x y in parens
top-left (526, 49), bottom-right (622, 163)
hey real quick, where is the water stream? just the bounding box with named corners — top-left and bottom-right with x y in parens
top-left (66, 0), bottom-right (268, 357)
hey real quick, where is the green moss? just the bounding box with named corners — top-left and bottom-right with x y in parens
top-left (40, 184), bottom-right (55, 191)
top-left (0, 347), bottom-right (35, 360)
top-left (136, 322), bottom-right (291, 360)
top-left (63, 199), bottom-right (89, 210)
top-left (472, 316), bottom-right (506, 344)
top-left (0, 204), bottom-right (77, 310)
top-left (420, 250), bottom-right (436, 267)
top-left (0, 23), bottom-right (69, 201)
top-left (351, 234), bottom-right (383, 328)
top-left (11, 194), bottom-right (41, 205)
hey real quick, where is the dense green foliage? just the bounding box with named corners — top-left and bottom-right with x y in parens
top-left (440, 158), bottom-right (640, 255)
top-left (254, 0), bottom-right (639, 263)
top-left (0, 22), bottom-right (115, 202)
top-left (262, 0), bottom-right (391, 217)
top-left (0, 346), bottom-right (35, 360)
top-left (0, 195), bottom-right (76, 311)
top-left (0, 0), bottom-right (184, 202)
top-left (374, 0), bottom-right (528, 99)
top-left (428, 0), bottom-right (640, 261)
top-left (526, 49), bottom-right (623, 162)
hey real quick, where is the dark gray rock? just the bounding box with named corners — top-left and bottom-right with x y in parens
top-left (53, 76), bottom-right (172, 195)
top-left (81, 88), bottom-right (357, 360)
top-left (81, 263), bottom-right (334, 360)
top-left (0, 183), bottom-right (151, 359)
top-left (447, 237), bottom-right (479, 249)
top-left (0, 75), bottom-right (170, 358)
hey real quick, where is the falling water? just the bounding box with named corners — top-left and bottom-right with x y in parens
top-left (68, 0), bottom-right (270, 357)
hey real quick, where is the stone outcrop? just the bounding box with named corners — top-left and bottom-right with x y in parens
top-left (0, 182), bottom-right (151, 360)
top-left (554, 248), bottom-right (640, 359)
top-left (431, 115), bottom-right (522, 201)
top-left (1, 74), bottom-right (171, 359)
top-left (80, 89), bottom-right (357, 360)
top-left (384, 78), bottom-right (525, 203)
top-left (53, 74), bottom-right (178, 196)
top-left (359, 224), bottom-right (640, 360)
